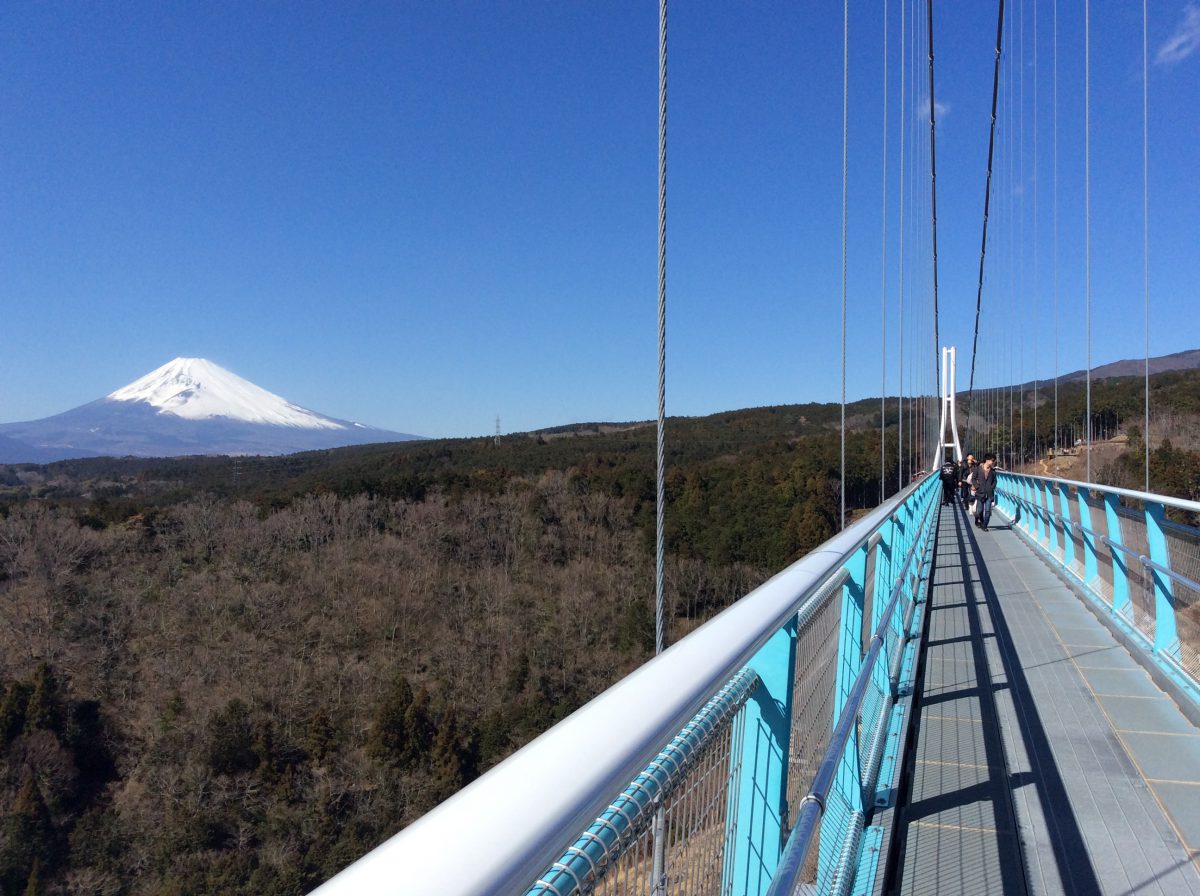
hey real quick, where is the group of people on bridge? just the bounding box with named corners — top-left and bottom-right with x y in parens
top-left (940, 452), bottom-right (998, 530)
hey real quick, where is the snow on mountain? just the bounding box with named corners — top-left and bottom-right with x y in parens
top-left (0, 358), bottom-right (423, 462)
top-left (108, 358), bottom-right (345, 430)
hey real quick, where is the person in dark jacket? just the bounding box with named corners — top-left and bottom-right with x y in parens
top-left (972, 453), bottom-right (998, 530)
top-left (939, 458), bottom-right (959, 505)
top-left (959, 454), bottom-right (976, 505)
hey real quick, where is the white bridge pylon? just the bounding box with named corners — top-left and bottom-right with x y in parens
top-left (933, 346), bottom-right (963, 468)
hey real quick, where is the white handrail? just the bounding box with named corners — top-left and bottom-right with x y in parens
top-left (309, 478), bottom-right (930, 896)
top-left (999, 470), bottom-right (1200, 515)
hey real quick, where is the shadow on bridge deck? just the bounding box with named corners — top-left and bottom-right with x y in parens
top-left (884, 503), bottom-right (1200, 895)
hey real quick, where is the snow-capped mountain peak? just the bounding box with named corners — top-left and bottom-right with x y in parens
top-left (107, 358), bottom-right (345, 430)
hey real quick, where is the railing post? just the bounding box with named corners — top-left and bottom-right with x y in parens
top-left (872, 522), bottom-right (895, 634)
top-left (1145, 501), bottom-right (1182, 661)
top-left (1059, 481), bottom-right (1076, 570)
top-left (1032, 478), bottom-right (1048, 543)
top-left (871, 522), bottom-right (896, 704)
top-left (1102, 492), bottom-right (1132, 620)
top-left (994, 473), bottom-right (1008, 517)
top-left (1043, 480), bottom-right (1061, 556)
top-left (725, 618), bottom-right (798, 896)
top-left (1077, 487), bottom-right (1100, 587)
top-left (819, 543), bottom-right (870, 885)
top-left (834, 545), bottom-right (870, 721)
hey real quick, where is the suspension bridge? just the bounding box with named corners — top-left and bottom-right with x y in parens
top-left (309, 0), bottom-right (1198, 892)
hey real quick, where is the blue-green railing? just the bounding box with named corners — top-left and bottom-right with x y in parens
top-left (995, 471), bottom-right (1200, 706)
top-left (311, 474), bottom-right (941, 895)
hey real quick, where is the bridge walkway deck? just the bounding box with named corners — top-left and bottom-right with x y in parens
top-left (884, 502), bottom-right (1200, 895)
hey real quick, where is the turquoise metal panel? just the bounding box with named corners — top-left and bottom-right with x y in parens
top-left (1078, 487), bottom-right (1100, 585)
top-left (872, 522), bottom-right (895, 634)
top-left (1033, 478), bottom-right (1048, 543)
top-left (821, 543), bottom-right (869, 887)
top-left (725, 621), bottom-right (799, 896)
top-left (1020, 478), bottom-right (1034, 536)
top-left (1059, 481), bottom-right (1076, 569)
top-left (872, 523), bottom-right (896, 703)
top-left (851, 826), bottom-right (885, 896)
top-left (1103, 492), bottom-right (1132, 619)
top-left (1145, 502), bottom-right (1182, 660)
top-left (1043, 481), bottom-right (1061, 554)
top-left (835, 544), bottom-right (870, 720)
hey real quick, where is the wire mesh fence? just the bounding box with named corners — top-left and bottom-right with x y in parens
top-left (528, 668), bottom-right (758, 896)
top-left (523, 479), bottom-right (942, 896)
top-left (578, 710), bottom-right (745, 896)
top-left (1002, 474), bottom-right (1200, 693)
top-left (1118, 504), bottom-right (1155, 639)
top-left (1164, 520), bottom-right (1200, 682)
top-left (786, 580), bottom-right (843, 835)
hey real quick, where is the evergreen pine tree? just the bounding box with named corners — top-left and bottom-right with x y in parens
top-left (24, 663), bottom-right (63, 736)
top-left (23, 858), bottom-right (42, 896)
top-left (402, 687), bottom-right (434, 769)
top-left (0, 780), bottom-right (54, 895)
top-left (0, 681), bottom-right (31, 750)
top-left (367, 675), bottom-right (413, 764)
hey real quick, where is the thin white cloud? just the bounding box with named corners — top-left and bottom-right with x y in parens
top-left (917, 95), bottom-right (950, 124)
top-left (1156, 3), bottom-right (1200, 66)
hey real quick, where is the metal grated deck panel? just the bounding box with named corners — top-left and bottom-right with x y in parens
top-left (887, 504), bottom-right (1200, 895)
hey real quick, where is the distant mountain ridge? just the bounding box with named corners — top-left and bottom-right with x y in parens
top-left (1060, 349), bottom-right (1200, 383)
top-left (0, 358), bottom-right (422, 462)
top-left (965, 349), bottom-right (1200, 396)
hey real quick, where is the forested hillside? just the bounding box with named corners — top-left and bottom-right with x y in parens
top-left (0, 374), bottom-right (1196, 895)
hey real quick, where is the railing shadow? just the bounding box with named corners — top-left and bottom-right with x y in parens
top-left (888, 506), bottom-right (1029, 895)
top-left (961, 511), bottom-right (1105, 895)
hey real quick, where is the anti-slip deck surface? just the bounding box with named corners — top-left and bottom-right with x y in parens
top-left (888, 504), bottom-right (1200, 895)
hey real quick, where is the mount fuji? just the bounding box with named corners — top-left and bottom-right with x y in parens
top-left (0, 358), bottom-right (423, 462)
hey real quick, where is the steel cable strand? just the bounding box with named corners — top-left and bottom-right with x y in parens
top-left (881, 0), bottom-right (889, 503)
top-left (926, 0), bottom-right (941, 397)
top-left (1143, 0), bottom-right (1151, 491)
top-left (966, 0), bottom-right (1007, 439)
top-left (840, 0), bottom-right (849, 529)
top-left (1085, 0), bottom-right (1092, 480)
top-left (654, 0), bottom-right (667, 659)
top-left (653, 4), bottom-right (668, 891)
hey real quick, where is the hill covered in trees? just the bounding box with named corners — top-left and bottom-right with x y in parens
top-left (0, 373), bottom-right (1196, 894)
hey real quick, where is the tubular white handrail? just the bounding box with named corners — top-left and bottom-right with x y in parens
top-left (309, 478), bottom-right (931, 896)
top-left (1001, 469), bottom-right (1200, 515)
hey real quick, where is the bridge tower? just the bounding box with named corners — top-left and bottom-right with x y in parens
top-left (933, 346), bottom-right (963, 467)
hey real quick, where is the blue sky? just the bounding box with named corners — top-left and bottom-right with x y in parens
top-left (2, 1), bottom-right (1197, 438)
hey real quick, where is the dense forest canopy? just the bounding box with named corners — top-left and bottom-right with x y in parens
top-left (1, 371), bottom-right (1197, 894)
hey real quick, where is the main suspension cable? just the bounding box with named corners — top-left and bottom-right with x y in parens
top-left (965, 0), bottom-right (1007, 435)
top-left (926, 0), bottom-right (940, 440)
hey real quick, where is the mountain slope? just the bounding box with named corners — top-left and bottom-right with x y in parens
top-left (0, 358), bottom-right (421, 461)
